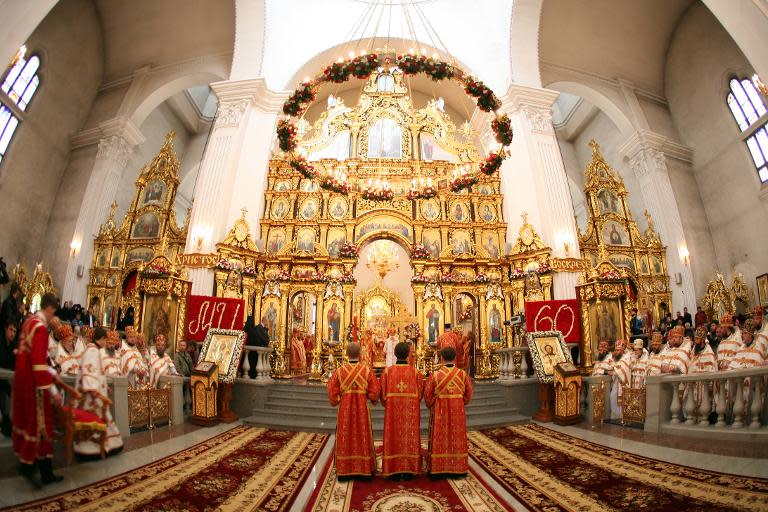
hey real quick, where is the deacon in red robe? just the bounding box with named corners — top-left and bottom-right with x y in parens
top-left (437, 323), bottom-right (463, 369)
top-left (13, 292), bottom-right (64, 486)
top-left (424, 346), bottom-right (473, 477)
top-left (327, 342), bottom-right (380, 478)
top-left (380, 342), bottom-right (423, 478)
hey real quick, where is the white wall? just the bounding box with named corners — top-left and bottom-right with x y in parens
top-left (1, 0), bottom-right (103, 283)
top-left (666, 2), bottom-right (767, 291)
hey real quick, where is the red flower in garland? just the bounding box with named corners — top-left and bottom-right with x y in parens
top-left (450, 174), bottom-right (479, 192)
top-left (283, 81), bottom-right (317, 116)
top-left (349, 54), bottom-right (379, 79)
top-left (464, 77), bottom-right (501, 112)
top-left (277, 119), bottom-right (298, 152)
top-left (323, 61), bottom-right (351, 83)
top-left (397, 54), bottom-right (426, 74)
top-left (289, 155), bottom-right (317, 179)
top-left (492, 114), bottom-right (513, 146)
top-left (479, 149), bottom-right (508, 176)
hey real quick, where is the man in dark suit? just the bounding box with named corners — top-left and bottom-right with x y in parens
top-left (244, 316), bottom-right (271, 378)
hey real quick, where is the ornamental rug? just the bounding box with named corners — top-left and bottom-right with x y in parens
top-left (306, 453), bottom-right (513, 512)
top-left (4, 425), bottom-right (328, 512)
top-left (468, 423), bottom-right (768, 512)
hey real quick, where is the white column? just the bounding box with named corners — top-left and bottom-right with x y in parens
top-left (184, 79), bottom-right (287, 295)
top-left (62, 118), bottom-right (144, 304)
top-left (620, 131), bottom-right (696, 309)
top-left (500, 85), bottom-right (581, 299)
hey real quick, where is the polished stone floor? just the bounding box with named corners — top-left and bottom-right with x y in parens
top-left (1, 418), bottom-right (766, 509)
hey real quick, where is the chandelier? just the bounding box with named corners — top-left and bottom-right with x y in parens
top-left (366, 240), bottom-right (400, 280)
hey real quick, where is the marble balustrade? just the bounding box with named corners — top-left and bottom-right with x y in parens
top-left (496, 346), bottom-right (529, 379)
top-left (240, 346), bottom-right (272, 380)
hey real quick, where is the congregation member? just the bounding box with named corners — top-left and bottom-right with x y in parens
top-left (380, 342), bottom-right (423, 479)
top-left (609, 340), bottom-right (631, 419)
top-left (630, 308), bottom-right (643, 336)
top-left (173, 340), bottom-right (194, 377)
top-left (101, 330), bottom-right (122, 376)
top-left (148, 334), bottom-right (178, 388)
top-left (0, 322), bottom-right (17, 437)
top-left (53, 322), bottom-right (83, 376)
top-left (424, 347), bottom-right (472, 477)
top-left (630, 339), bottom-right (648, 388)
top-left (76, 327), bottom-right (124, 457)
top-left (327, 342), bottom-right (379, 479)
top-left (683, 307), bottom-right (693, 327)
top-left (716, 314), bottom-right (742, 370)
top-left (591, 340), bottom-right (613, 375)
top-left (0, 282), bottom-right (23, 332)
top-left (119, 326), bottom-right (148, 387)
top-left (13, 293), bottom-right (63, 486)
top-left (695, 306), bottom-right (708, 328)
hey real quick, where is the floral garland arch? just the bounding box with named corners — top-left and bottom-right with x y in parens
top-left (276, 51), bottom-right (513, 196)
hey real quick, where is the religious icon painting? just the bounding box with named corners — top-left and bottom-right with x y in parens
top-left (132, 212), bottom-right (161, 239)
top-left (266, 229), bottom-right (286, 254)
top-left (527, 331), bottom-right (571, 384)
top-left (325, 300), bottom-right (343, 343)
top-left (326, 228), bottom-right (346, 257)
top-left (274, 180), bottom-right (292, 192)
top-left (262, 299), bottom-right (280, 343)
top-left (422, 229), bottom-right (442, 259)
top-left (601, 219), bottom-right (629, 246)
top-left (479, 201), bottom-right (496, 223)
top-left (424, 301), bottom-right (442, 344)
top-left (300, 179), bottom-right (319, 193)
top-left (299, 198), bottom-right (319, 220)
top-left (757, 274), bottom-right (768, 307)
top-left (488, 300), bottom-right (503, 344)
top-left (97, 248), bottom-right (108, 267)
top-left (482, 231), bottom-right (500, 259)
top-left (420, 199), bottom-right (440, 221)
top-left (596, 188), bottom-right (621, 215)
top-left (589, 299), bottom-right (623, 357)
top-left (609, 254), bottom-right (635, 272)
top-left (110, 248), bottom-right (121, 268)
top-left (271, 198), bottom-right (290, 220)
top-left (142, 295), bottom-right (179, 350)
top-left (199, 328), bottom-right (247, 384)
top-left (126, 247), bottom-right (154, 263)
top-left (450, 201), bottom-right (470, 222)
top-left (296, 228), bottom-right (315, 252)
top-left (651, 254), bottom-right (663, 274)
top-left (639, 254), bottom-right (650, 274)
top-left (476, 184), bottom-right (494, 195)
top-left (451, 231), bottom-right (472, 256)
top-left (329, 196), bottom-right (348, 220)
top-left (141, 180), bottom-right (167, 206)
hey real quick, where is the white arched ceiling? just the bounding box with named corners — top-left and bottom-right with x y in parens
top-left (547, 80), bottom-right (634, 138)
top-left (701, 0), bottom-right (768, 80)
top-left (0, 0), bottom-right (58, 71)
top-left (508, 0), bottom-right (544, 88)
top-left (260, 0), bottom-right (513, 92)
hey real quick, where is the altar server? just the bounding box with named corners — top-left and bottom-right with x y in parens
top-left (327, 342), bottom-right (379, 478)
top-left (148, 334), bottom-right (178, 388)
top-left (424, 346), bottom-right (473, 477)
top-left (76, 327), bottom-right (123, 456)
top-left (380, 342), bottom-right (423, 478)
top-left (13, 293), bottom-right (63, 485)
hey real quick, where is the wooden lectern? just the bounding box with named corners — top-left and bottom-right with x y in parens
top-left (190, 361), bottom-right (218, 426)
top-left (554, 361), bottom-right (582, 425)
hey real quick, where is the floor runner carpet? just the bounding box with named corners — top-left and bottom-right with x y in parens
top-left (5, 425), bottom-right (328, 512)
top-left (469, 423), bottom-right (768, 512)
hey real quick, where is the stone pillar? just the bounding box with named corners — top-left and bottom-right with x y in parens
top-left (499, 85), bottom-right (581, 299)
top-left (184, 79), bottom-right (287, 295)
top-left (621, 131), bottom-right (696, 309)
top-left (62, 118), bottom-right (144, 304)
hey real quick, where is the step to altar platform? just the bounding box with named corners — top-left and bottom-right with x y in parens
top-left (238, 378), bottom-right (535, 436)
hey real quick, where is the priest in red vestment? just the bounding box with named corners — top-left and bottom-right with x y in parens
top-left (380, 342), bottom-right (423, 478)
top-left (327, 342), bottom-right (380, 479)
top-left (437, 323), bottom-right (463, 369)
top-left (13, 292), bottom-right (64, 486)
top-left (424, 346), bottom-right (473, 477)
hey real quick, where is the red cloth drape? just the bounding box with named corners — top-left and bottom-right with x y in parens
top-left (524, 299), bottom-right (582, 343)
top-left (424, 365), bottom-right (472, 474)
top-left (185, 296), bottom-right (245, 342)
top-left (327, 362), bottom-right (379, 477)
top-left (380, 364), bottom-right (423, 476)
top-left (13, 313), bottom-right (54, 464)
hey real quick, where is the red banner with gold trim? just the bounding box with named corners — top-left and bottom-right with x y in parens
top-left (524, 299), bottom-right (581, 343)
top-left (185, 295), bottom-right (245, 341)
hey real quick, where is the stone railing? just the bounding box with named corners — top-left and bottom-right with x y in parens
top-left (0, 368), bottom-right (185, 439)
top-left (241, 346), bottom-right (272, 380)
top-left (497, 347), bottom-right (529, 379)
top-left (645, 367), bottom-right (768, 437)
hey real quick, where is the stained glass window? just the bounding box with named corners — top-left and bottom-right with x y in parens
top-left (0, 51), bottom-right (41, 165)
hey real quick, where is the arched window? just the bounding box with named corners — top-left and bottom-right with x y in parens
top-left (376, 73), bottom-right (394, 93)
top-left (727, 77), bottom-right (768, 183)
top-left (0, 51), bottom-right (41, 165)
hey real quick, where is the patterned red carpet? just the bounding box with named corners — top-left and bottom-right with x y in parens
top-left (3, 426), bottom-right (328, 512)
top-left (469, 423), bottom-right (768, 512)
top-left (306, 452), bottom-right (512, 511)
